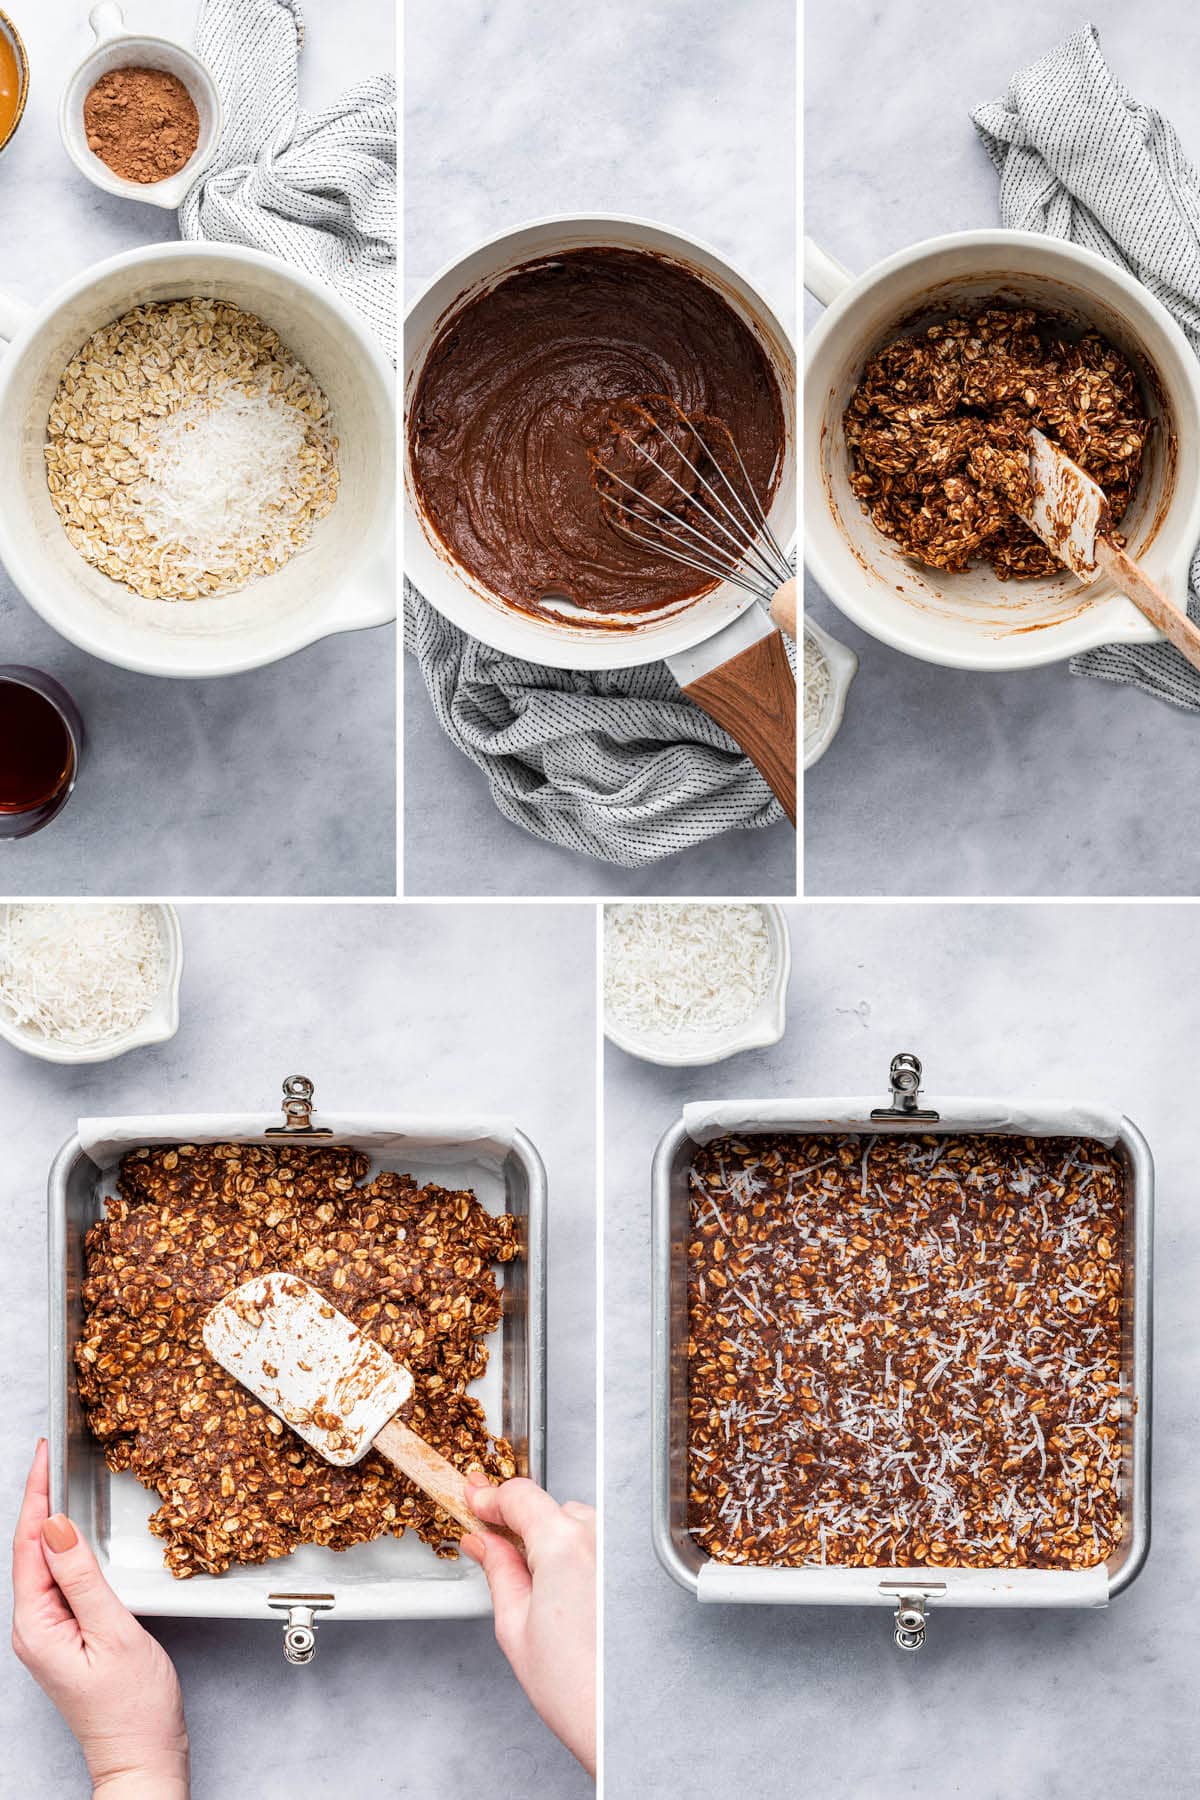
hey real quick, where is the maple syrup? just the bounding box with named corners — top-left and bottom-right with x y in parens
top-left (0, 675), bottom-right (78, 831)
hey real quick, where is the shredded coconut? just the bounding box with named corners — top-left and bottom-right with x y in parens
top-left (604, 903), bottom-right (772, 1039)
top-left (0, 904), bottom-right (165, 1045)
top-left (803, 632), bottom-right (831, 746)
top-left (135, 387), bottom-right (312, 578)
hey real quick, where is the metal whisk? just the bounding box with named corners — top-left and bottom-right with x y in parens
top-left (589, 394), bottom-right (791, 606)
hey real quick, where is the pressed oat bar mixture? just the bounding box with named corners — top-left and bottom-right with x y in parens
top-left (687, 1134), bottom-right (1125, 1571)
top-left (76, 1143), bottom-right (519, 1578)
top-left (843, 306), bottom-right (1149, 579)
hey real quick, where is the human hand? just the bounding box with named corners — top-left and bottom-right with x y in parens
top-left (11, 1440), bottom-right (190, 1799)
top-left (461, 1475), bottom-right (596, 1777)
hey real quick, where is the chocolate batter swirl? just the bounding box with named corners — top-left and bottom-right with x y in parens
top-left (587, 394), bottom-right (757, 573)
top-left (408, 248), bottom-right (786, 618)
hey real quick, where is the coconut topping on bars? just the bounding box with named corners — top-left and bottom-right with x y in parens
top-left (687, 1133), bottom-right (1125, 1571)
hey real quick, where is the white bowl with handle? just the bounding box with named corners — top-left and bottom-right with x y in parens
top-left (405, 213), bottom-right (796, 673)
top-left (59, 2), bottom-right (223, 209)
top-left (804, 230), bottom-right (1200, 670)
top-left (405, 215), bottom-right (799, 816)
top-left (0, 242), bottom-right (395, 677)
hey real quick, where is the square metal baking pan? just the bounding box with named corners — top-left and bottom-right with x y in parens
top-left (651, 1054), bottom-right (1152, 1650)
top-left (48, 1078), bottom-right (546, 1653)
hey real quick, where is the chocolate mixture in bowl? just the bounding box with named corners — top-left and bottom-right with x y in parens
top-left (843, 305), bottom-right (1149, 580)
top-left (408, 248), bottom-right (786, 618)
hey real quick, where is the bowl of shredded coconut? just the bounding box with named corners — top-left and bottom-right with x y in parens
top-left (603, 902), bottom-right (790, 1065)
top-left (0, 902), bottom-right (182, 1062)
top-left (804, 617), bottom-right (857, 770)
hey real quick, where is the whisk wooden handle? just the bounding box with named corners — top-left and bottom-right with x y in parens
top-left (769, 577), bottom-right (797, 638)
top-left (683, 632), bottom-right (797, 825)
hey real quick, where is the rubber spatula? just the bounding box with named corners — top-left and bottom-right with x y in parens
top-left (203, 1272), bottom-right (521, 1548)
top-left (1023, 427), bottom-right (1200, 675)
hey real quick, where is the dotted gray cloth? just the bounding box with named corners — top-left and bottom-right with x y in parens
top-left (973, 24), bottom-right (1200, 709)
top-left (179, 0), bottom-right (396, 359)
top-left (405, 580), bottom-right (788, 868)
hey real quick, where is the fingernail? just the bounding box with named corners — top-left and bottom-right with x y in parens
top-left (42, 1514), bottom-right (78, 1553)
top-left (459, 1534), bottom-right (483, 1563)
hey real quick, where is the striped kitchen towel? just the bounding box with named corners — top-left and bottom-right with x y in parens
top-left (404, 579), bottom-right (788, 868)
top-left (973, 24), bottom-right (1200, 709)
top-left (179, 0), bottom-right (396, 359)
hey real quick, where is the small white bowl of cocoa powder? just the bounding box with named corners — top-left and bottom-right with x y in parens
top-left (59, 2), bottom-right (222, 209)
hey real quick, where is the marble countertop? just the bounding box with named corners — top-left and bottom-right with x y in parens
top-left (805, 0), bottom-right (1200, 897)
top-left (604, 900), bottom-right (1200, 1798)
top-left (403, 0), bottom-right (797, 898)
top-left (0, 903), bottom-right (595, 1799)
top-left (0, 0), bottom-right (395, 897)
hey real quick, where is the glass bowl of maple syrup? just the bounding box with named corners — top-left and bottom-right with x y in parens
top-left (0, 13), bottom-right (29, 157)
top-left (0, 668), bottom-right (84, 838)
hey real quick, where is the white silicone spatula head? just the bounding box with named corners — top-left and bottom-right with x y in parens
top-left (1023, 427), bottom-right (1110, 578)
top-left (203, 1272), bottom-right (413, 1466)
top-left (1020, 427), bottom-right (1200, 677)
top-left (205, 1271), bottom-right (527, 1553)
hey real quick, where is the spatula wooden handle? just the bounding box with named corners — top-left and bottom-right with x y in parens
top-left (682, 629), bottom-right (797, 824)
top-left (1096, 537), bottom-right (1200, 676)
top-left (373, 1417), bottom-right (523, 1552)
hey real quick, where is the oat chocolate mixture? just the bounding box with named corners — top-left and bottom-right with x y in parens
top-left (843, 307), bottom-right (1149, 579)
top-left (688, 1134), bottom-right (1125, 1571)
top-left (77, 1143), bottom-right (519, 1578)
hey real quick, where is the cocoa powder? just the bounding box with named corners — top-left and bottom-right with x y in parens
top-left (83, 66), bottom-right (199, 185)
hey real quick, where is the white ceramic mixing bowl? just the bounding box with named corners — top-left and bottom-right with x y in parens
top-left (0, 243), bottom-right (395, 678)
top-left (405, 214), bottom-right (796, 673)
top-left (805, 230), bottom-right (1200, 671)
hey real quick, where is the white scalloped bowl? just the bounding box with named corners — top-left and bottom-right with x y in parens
top-left (604, 904), bottom-right (791, 1067)
top-left (0, 903), bottom-right (182, 1064)
top-left (804, 617), bottom-right (858, 770)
